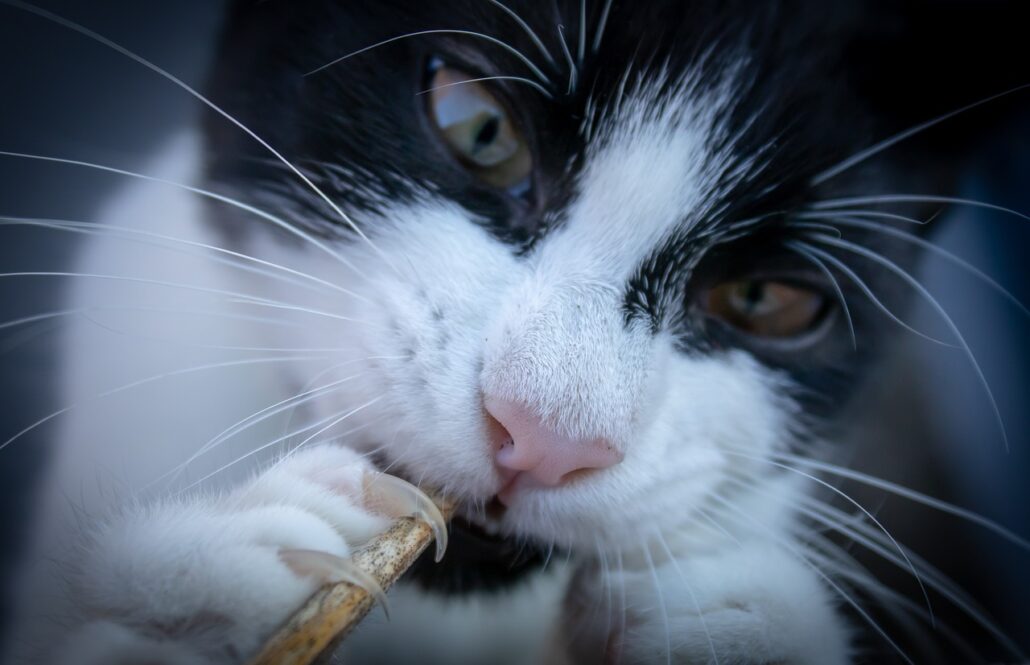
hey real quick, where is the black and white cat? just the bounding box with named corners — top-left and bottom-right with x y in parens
top-left (2, 1), bottom-right (1026, 663)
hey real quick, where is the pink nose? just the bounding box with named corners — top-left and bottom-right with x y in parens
top-left (484, 396), bottom-right (623, 490)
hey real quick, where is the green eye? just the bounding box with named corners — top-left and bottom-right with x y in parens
top-left (427, 66), bottom-right (532, 191)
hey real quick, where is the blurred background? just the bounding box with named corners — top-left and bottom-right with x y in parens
top-left (0, 1), bottom-right (1026, 661)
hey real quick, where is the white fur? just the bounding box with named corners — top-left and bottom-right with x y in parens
top-left (8, 74), bottom-right (848, 664)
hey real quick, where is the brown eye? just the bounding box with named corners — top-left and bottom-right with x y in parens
top-left (426, 66), bottom-right (532, 191)
top-left (704, 280), bottom-right (826, 338)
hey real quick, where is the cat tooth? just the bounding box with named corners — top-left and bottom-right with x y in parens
top-left (279, 548), bottom-right (390, 618)
top-left (362, 472), bottom-right (449, 563)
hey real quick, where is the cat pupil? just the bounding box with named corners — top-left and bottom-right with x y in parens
top-left (738, 282), bottom-right (766, 311)
top-left (474, 116), bottom-right (500, 151)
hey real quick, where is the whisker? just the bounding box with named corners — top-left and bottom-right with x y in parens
top-left (654, 530), bottom-right (719, 664)
top-left (785, 241), bottom-right (955, 347)
top-left (810, 547), bottom-right (985, 663)
top-left (770, 451), bottom-right (1030, 552)
top-left (0, 216), bottom-right (367, 302)
top-left (786, 241), bottom-right (857, 350)
top-left (228, 299), bottom-right (386, 329)
top-left (416, 74), bottom-right (552, 99)
top-left (811, 194), bottom-right (1030, 222)
top-left (591, 0), bottom-right (614, 53)
top-left (156, 372), bottom-right (367, 486)
top-left (802, 215), bottom-right (1029, 319)
top-left (640, 541), bottom-right (672, 665)
top-left (577, 0), bottom-right (586, 67)
top-left (81, 313), bottom-right (366, 355)
top-left (799, 208), bottom-right (932, 227)
top-left (306, 28), bottom-right (550, 86)
top-left (180, 394), bottom-right (385, 492)
top-left (278, 417), bottom-right (382, 465)
top-left (557, 24), bottom-right (578, 94)
top-left (812, 83), bottom-right (1030, 185)
top-left (595, 542), bottom-right (614, 650)
top-left (0, 270), bottom-right (298, 311)
top-left (484, 0), bottom-right (558, 68)
top-left (279, 355), bottom-right (404, 443)
top-left (0, 2), bottom-right (392, 270)
top-left (0, 304), bottom-right (303, 335)
top-left (721, 450), bottom-right (934, 626)
top-left (0, 151), bottom-right (366, 280)
top-left (795, 496), bottom-right (1025, 657)
top-left (0, 355), bottom-right (322, 453)
top-left (706, 492), bottom-right (915, 665)
top-left (809, 234), bottom-right (1009, 451)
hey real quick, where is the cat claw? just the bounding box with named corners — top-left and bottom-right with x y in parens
top-left (279, 548), bottom-right (390, 618)
top-left (361, 471), bottom-right (449, 562)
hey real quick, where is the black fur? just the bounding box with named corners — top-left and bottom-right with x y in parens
top-left (203, 0), bottom-right (1023, 610)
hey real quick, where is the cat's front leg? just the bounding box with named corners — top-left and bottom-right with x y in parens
top-left (47, 445), bottom-right (445, 665)
top-left (569, 540), bottom-right (851, 665)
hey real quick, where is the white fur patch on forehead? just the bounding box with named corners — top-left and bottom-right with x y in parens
top-left (538, 64), bottom-right (749, 280)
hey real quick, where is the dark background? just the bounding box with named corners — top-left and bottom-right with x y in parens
top-left (0, 0), bottom-right (1026, 660)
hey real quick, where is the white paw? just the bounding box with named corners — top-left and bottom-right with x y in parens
top-left (52, 445), bottom-right (445, 665)
top-left (585, 543), bottom-right (851, 665)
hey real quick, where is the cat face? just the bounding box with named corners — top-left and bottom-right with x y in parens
top-left (199, 1), bottom-right (981, 561)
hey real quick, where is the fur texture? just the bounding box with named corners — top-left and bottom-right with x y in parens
top-left (3, 1), bottom-right (1025, 663)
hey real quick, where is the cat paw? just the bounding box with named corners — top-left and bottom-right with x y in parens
top-left (587, 543), bottom-right (850, 665)
top-left (52, 445), bottom-right (446, 665)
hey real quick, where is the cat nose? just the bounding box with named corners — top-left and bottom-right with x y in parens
top-left (484, 396), bottom-right (623, 489)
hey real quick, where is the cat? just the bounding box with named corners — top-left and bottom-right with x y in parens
top-left (1, 1), bottom-right (1026, 663)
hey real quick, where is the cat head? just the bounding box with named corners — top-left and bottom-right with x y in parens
top-left (198, 0), bottom-right (1022, 565)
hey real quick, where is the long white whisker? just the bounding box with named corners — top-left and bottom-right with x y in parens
top-left (812, 84), bottom-right (1030, 185)
top-left (592, 0), bottom-right (614, 53)
top-left (0, 355), bottom-right (322, 453)
top-left (0, 150), bottom-right (367, 279)
top-left (0, 304), bottom-right (303, 335)
top-left (180, 394), bottom-right (385, 492)
top-left (810, 547), bottom-right (984, 663)
top-left (157, 372), bottom-right (367, 486)
top-left (0, 1), bottom-right (392, 268)
top-left (787, 241), bottom-right (857, 350)
top-left (811, 194), bottom-right (1030, 222)
top-left (228, 299), bottom-right (385, 329)
top-left (556, 24), bottom-right (578, 94)
top-left (803, 215), bottom-right (1029, 319)
top-left (484, 0), bottom-right (558, 67)
top-left (577, 0), bottom-right (586, 67)
top-left (810, 234), bottom-right (1009, 451)
top-left (640, 542), bottom-right (672, 665)
top-left (416, 74), bottom-right (552, 99)
top-left (613, 547), bottom-right (628, 664)
top-left (306, 28), bottom-right (550, 86)
top-left (706, 492), bottom-right (914, 665)
top-left (770, 451), bottom-right (1030, 552)
top-left (654, 531), bottom-right (719, 665)
top-left (785, 241), bottom-right (955, 347)
top-left (720, 452), bottom-right (934, 626)
top-left (795, 497), bottom-right (1025, 657)
top-left (0, 216), bottom-right (367, 302)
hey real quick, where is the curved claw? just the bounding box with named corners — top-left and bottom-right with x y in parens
top-left (362, 472), bottom-right (449, 562)
top-left (279, 548), bottom-right (390, 619)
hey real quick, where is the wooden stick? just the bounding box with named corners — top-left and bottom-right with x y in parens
top-left (249, 500), bottom-right (454, 665)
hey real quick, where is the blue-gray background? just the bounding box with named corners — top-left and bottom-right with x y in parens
top-left (0, 0), bottom-right (1026, 658)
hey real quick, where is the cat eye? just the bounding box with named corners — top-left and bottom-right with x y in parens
top-left (704, 279), bottom-right (827, 339)
top-left (426, 65), bottom-right (532, 193)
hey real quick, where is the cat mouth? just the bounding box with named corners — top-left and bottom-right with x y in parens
top-left (404, 512), bottom-right (551, 594)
